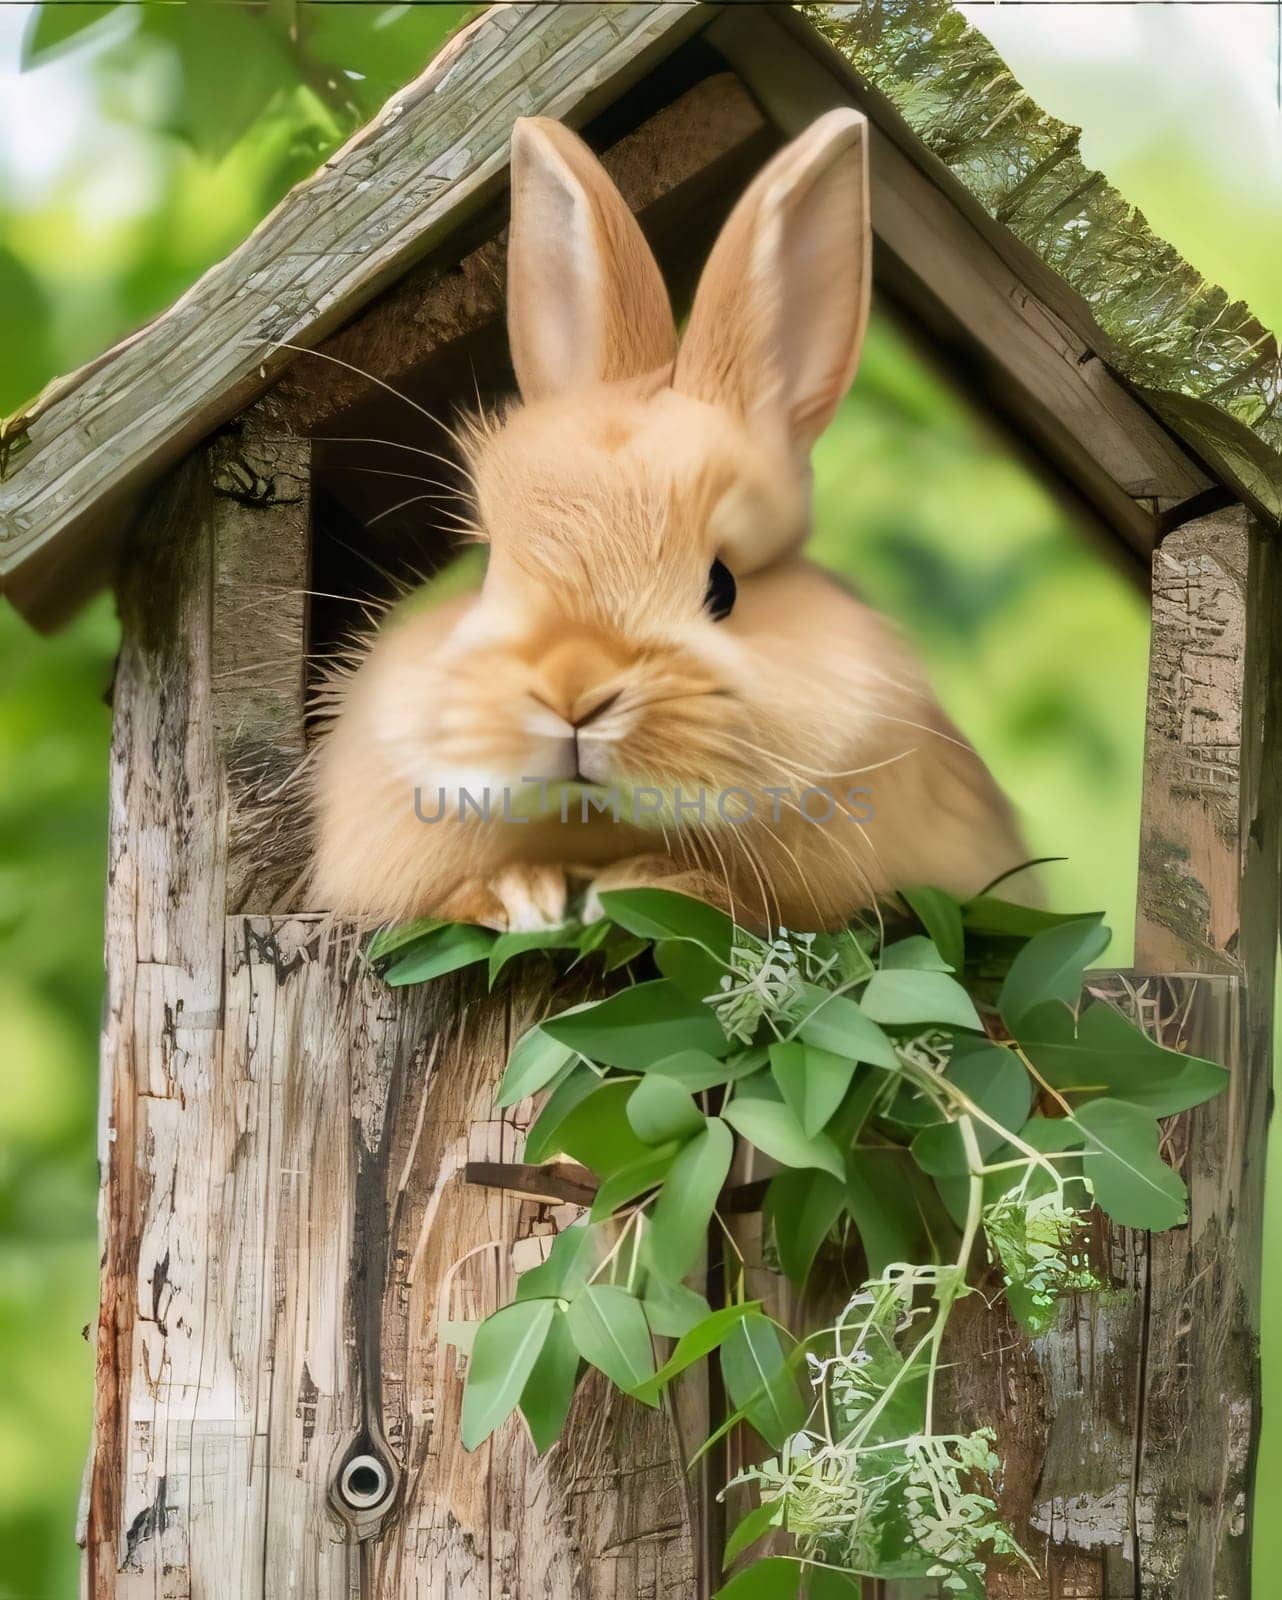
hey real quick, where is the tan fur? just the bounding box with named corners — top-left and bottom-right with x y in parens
top-left (310, 111), bottom-right (1029, 931)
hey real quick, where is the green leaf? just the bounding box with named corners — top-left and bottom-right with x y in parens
top-left (547, 1080), bottom-right (654, 1176)
top-left (542, 980), bottom-right (729, 1068)
top-left (566, 1284), bottom-right (657, 1396)
top-left (523, 1066), bottom-right (602, 1164)
top-left (21, 0), bottom-right (121, 67)
top-left (880, 935), bottom-right (953, 972)
top-left (488, 921), bottom-right (583, 985)
top-left (1018, 1000), bottom-right (1228, 1115)
top-left (590, 1144), bottom-right (681, 1221)
top-left (648, 1117), bottom-right (734, 1280)
top-left (911, 1040), bottom-right (1034, 1173)
top-left (597, 888), bottom-right (735, 957)
top-left (654, 938), bottom-right (727, 1001)
top-left (769, 1041), bottom-right (856, 1137)
top-left (860, 968), bottom-right (981, 1030)
top-left (515, 1223), bottom-right (599, 1303)
top-left (963, 896), bottom-right (1104, 939)
top-left (519, 1306), bottom-right (580, 1452)
top-left (383, 923), bottom-right (495, 985)
top-left (1076, 1099), bottom-right (1188, 1229)
top-left (722, 1499), bottom-right (784, 1567)
top-left (497, 1024), bottom-right (577, 1108)
top-left (602, 931), bottom-right (650, 972)
top-left (642, 1276), bottom-right (712, 1338)
top-left (161, 2), bottom-right (297, 159)
top-left (723, 1098), bottom-right (845, 1181)
top-left (627, 1076), bottom-right (706, 1145)
top-left (902, 886), bottom-right (965, 975)
top-left (633, 1301), bottom-right (762, 1402)
top-left (846, 1149), bottom-right (939, 1273)
top-left (765, 1168), bottom-right (847, 1285)
top-left (643, 1047), bottom-right (758, 1093)
top-left (720, 1314), bottom-right (807, 1448)
top-left (998, 916), bottom-right (1109, 1029)
top-left (461, 1298), bottom-right (556, 1449)
top-left (806, 1569), bottom-right (862, 1597)
top-left (714, 1558), bottom-right (802, 1598)
top-left (367, 915), bottom-right (448, 963)
top-left (794, 989), bottom-right (899, 1068)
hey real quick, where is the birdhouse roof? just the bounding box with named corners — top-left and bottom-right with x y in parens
top-left (1, 0), bottom-right (1276, 627)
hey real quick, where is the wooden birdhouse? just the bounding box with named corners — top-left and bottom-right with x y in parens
top-left (1, 3), bottom-right (1278, 1595)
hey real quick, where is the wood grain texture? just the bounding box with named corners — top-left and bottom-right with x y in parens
top-left (375, 979), bottom-right (698, 1598)
top-left (707, 7), bottom-right (1211, 558)
top-left (1136, 510), bottom-right (1252, 974)
top-left (0, 1), bottom-right (710, 622)
top-left (209, 427), bottom-right (312, 914)
top-left (89, 452), bottom-right (700, 1593)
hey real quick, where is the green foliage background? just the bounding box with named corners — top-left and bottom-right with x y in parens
top-left (0, 4), bottom-right (1277, 1595)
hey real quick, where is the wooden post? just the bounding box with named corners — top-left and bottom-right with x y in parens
top-left (879, 508), bottom-right (1279, 1600)
top-left (84, 451), bottom-right (700, 1596)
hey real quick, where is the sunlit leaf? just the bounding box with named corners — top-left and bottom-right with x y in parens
top-left (880, 935), bottom-right (953, 972)
top-left (860, 968), bottom-right (981, 1030)
top-left (496, 1023), bottom-right (577, 1108)
top-left (998, 916), bottom-right (1109, 1028)
top-left (648, 1117), bottom-right (734, 1280)
top-left (566, 1284), bottom-right (657, 1396)
top-left (769, 1041), bottom-right (856, 1137)
top-left (1076, 1099), bottom-right (1188, 1229)
top-left (722, 1499), bottom-right (784, 1567)
top-left (590, 1144), bottom-right (681, 1221)
top-left (633, 1301), bottom-right (762, 1402)
top-left (626, 1075), bottom-right (705, 1146)
top-left (542, 979), bottom-right (729, 1068)
top-left (597, 888), bottom-right (735, 958)
top-left (720, 1314), bottom-right (807, 1448)
top-left (461, 1298), bottom-right (556, 1449)
top-left (902, 886), bottom-right (965, 974)
top-left (488, 921), bottom-right (583, 986)
top-left (1018, 1000), bottom-right (1227, 1115)
top-left (519, 1306), bottom-right (580, 1452)
top-left (794, 989), bottom-right (899, 1068)
top-left (724, 1096), bottom-right (845, 1181)
top-left (383, 922), bottom-right (494, 985)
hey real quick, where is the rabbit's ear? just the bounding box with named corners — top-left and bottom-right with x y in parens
top-left (507, 118), bottom-right (676, 401)
top-left (674, 108), bottom-right (870, 455)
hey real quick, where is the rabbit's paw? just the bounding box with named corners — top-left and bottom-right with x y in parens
top-left (490, 864), bottom-right (569, 931)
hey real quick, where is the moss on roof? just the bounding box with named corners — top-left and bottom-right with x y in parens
top-left (810, 0), bottom-right (1282, 521)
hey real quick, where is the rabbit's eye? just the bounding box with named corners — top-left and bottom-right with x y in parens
top-left (704, 558), bottom-right (736, 622)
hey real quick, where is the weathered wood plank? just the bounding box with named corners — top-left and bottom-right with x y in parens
top-left (209, 428), bottom-right (312, 914)
top-left (1127, 512), bottom-right (1280, 1597)
top-left (707, 6), bottom-right (1212, 556)
top-left (1, 1), bottom-right (712, 623)
top-left (1136, 509), bottom-right (1253, 974)
top-left (376, 977), bottom-right (699, 1596)
top-left (86, 454), bottom-right (232, 1596)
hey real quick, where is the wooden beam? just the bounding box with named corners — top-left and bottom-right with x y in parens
top-left (707, 6), bottom-right (1213, 561)
top-left (0, 1), bottom-right (712, 625)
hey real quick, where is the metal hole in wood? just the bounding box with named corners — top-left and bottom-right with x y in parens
top-left (338, 1454), bottom-right (391, 1511)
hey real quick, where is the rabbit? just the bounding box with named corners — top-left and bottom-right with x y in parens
top-left (310, 107), bottom-right (1030, 934)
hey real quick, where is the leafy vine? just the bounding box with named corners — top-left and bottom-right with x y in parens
top-left (370, 886), bottom-right (1224, 1596)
